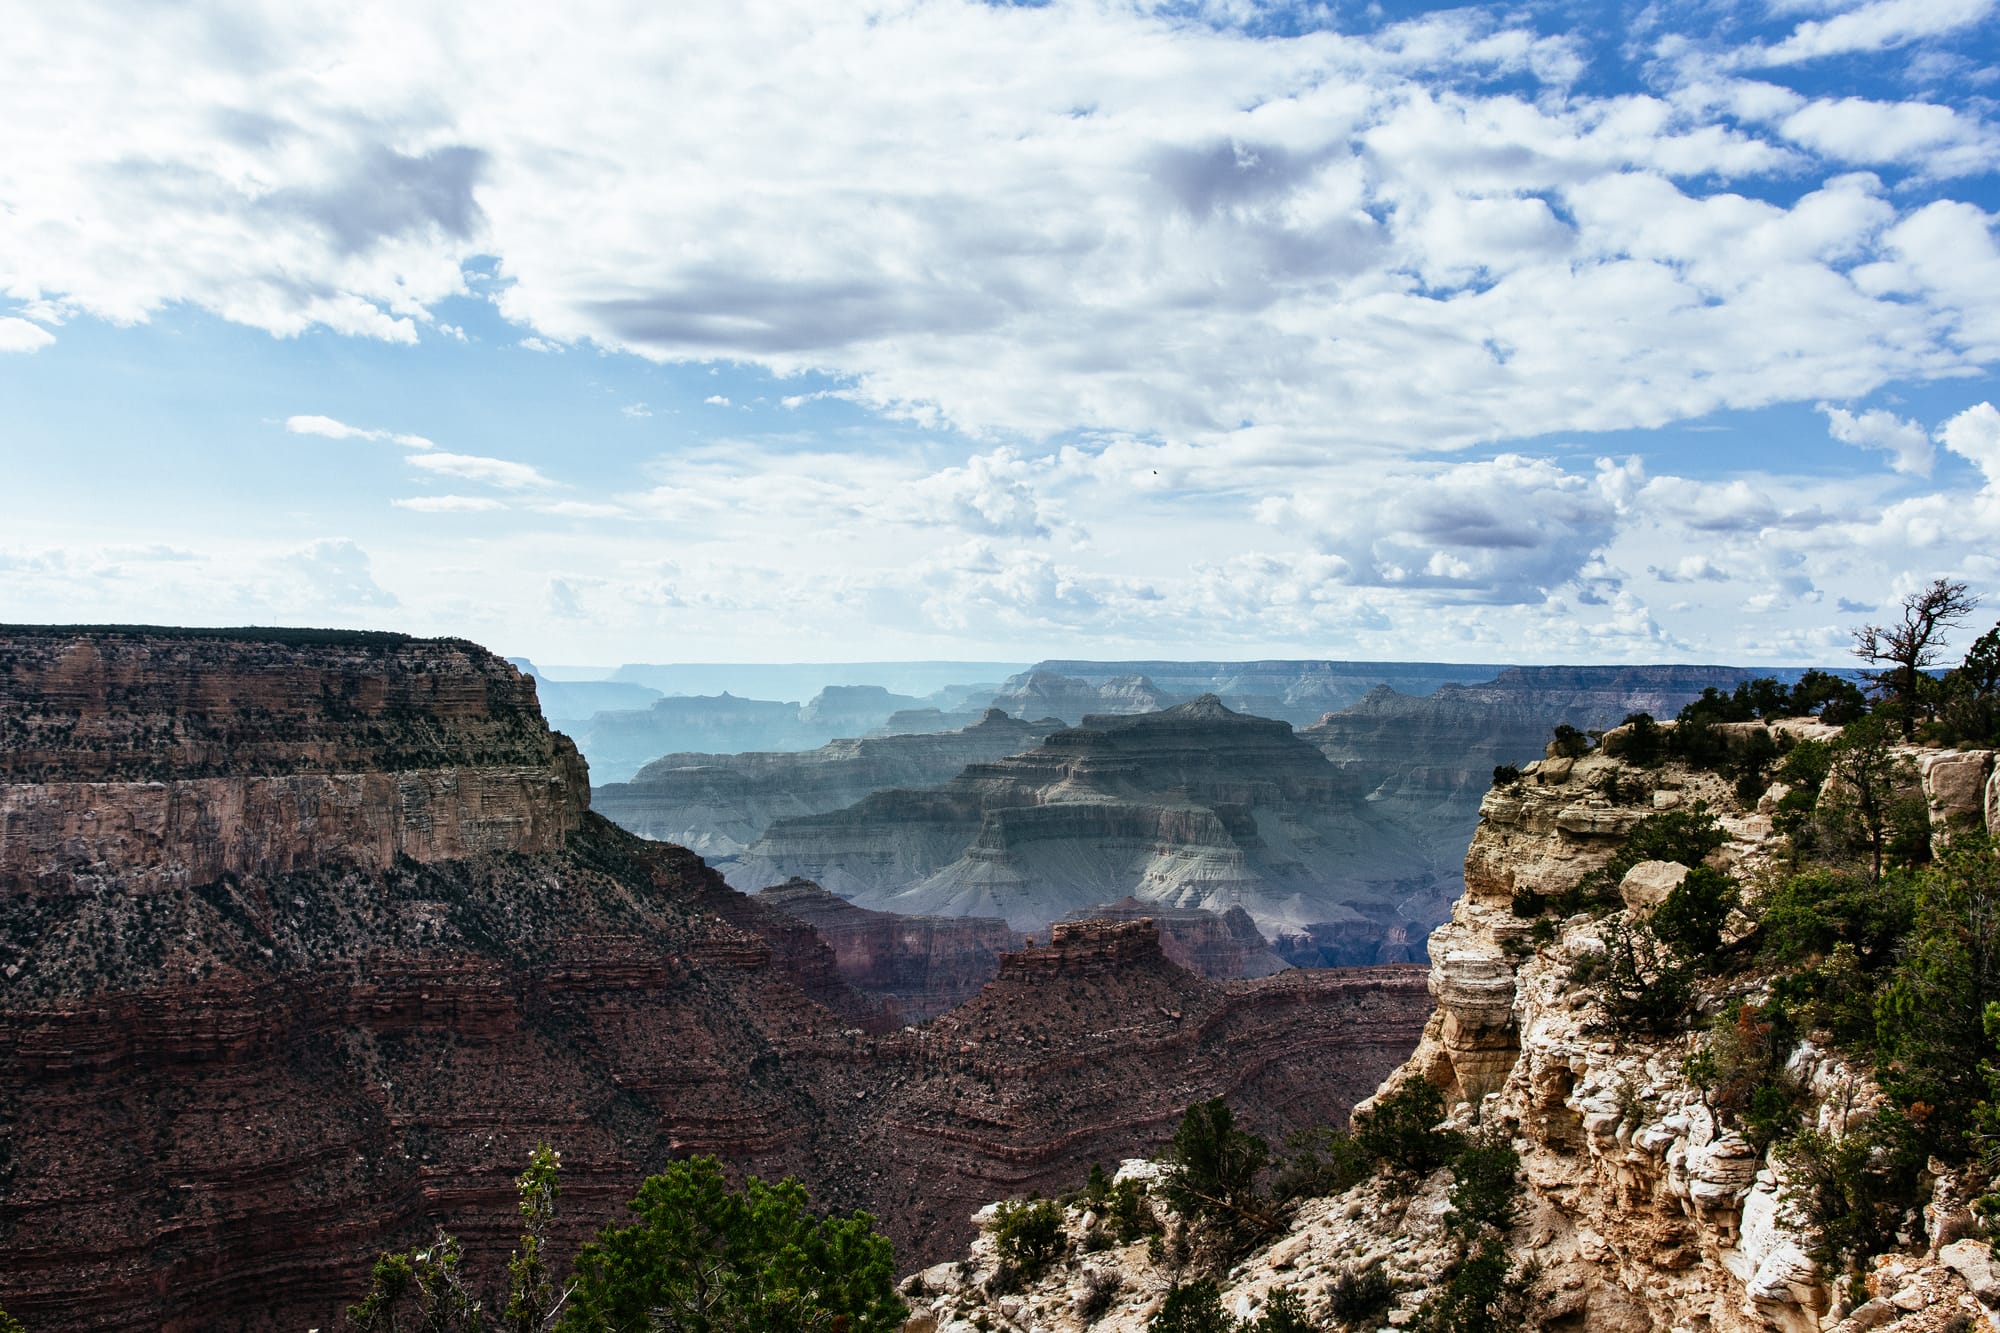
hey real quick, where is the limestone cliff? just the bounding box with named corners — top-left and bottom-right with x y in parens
top-left (921, 725), bottom-right (2000, 1333)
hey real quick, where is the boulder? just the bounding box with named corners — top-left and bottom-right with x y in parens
top-left (1619, 860), bottom-right (1688, 912)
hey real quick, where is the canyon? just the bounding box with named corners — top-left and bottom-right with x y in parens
top-left (0, 628), bottom-right (1430, 1330)
top-left (923, 717), bottom-right (2000, 1333)
top-left (729, 695), bottom-right (1445, 940)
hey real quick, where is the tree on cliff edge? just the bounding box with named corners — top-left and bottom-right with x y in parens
top-left (1854, 578), bottom-right (1980, 739)
top-left (558, 1157), bottom-right (905, 1333)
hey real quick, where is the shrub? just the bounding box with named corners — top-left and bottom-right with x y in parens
top-left (1684, 1003), bottom-right (1799, 1152)
top-left (1162, 1099), bottom-right (1275, 1235)
top-left (1603, 712), bottom-right (1665, 766)
top-left (1353, 1078), bottom-right (1460, 1176)
top-left (1650, 866), bottom-right (1739, 960)
top-left (1491, 764), bottom-right (1522, 788)
top-left (1593, 917), bottom-right (1694, 1034)
top-left (1327, 1264), bottom-right (1394, 1326)
top-left (1445, 1138), bottom-right (1520, 1237)
top-left (992, 1197), bottom-right (1066, 1278)
top-left (1150, 1279), bottom-right (1236, 1333)
top-left (1410, 1238), bottom-right (1533, 1333)
top-left (560, 1157), bottom-right (906, 1333)
top-left (1248, 1288), bottom-right (1318, 1332)
top-left (1270, 1125), bottom-right (1369, 1203)
top-left (1549, 724), bottom-right (1590, 759)
top-left (1104, 1177), bottom-right (1160, 1243)
top-left (1074, 1266), bottom-right (1121, 1321)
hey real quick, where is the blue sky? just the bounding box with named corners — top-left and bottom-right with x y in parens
top-left (3, 0), bottom-right (1999, 666)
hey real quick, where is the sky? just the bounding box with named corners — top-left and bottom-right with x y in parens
top-left (3, 0), bottom-right (1999, 668)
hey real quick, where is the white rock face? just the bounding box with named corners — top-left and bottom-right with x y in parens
top-left (910, 730), bottom-right (2000, 1333)
top-left (1620, 859), bottom-right (1688, 911)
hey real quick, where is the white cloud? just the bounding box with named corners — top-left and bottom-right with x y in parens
top-left (1938, 400), bottom-right (2000, 480)
top-left (1651, 555), bottom-right (1730, 583)
top-left (519, 336), bottom-right (563, 353)
top-left (534, 500), bottom-right (629, 518)
top-left (391, 495), bottom-right (507, 512)
top-left (285, 414), bottom-right (434, 450)
top-left (276, 538), bottom-right (398, 609)
top-left (0, 317), bottom-right (54, 352)
top-left (1820, 403), bottom-right (1935, 475)
top-left (704, 395), bottom-right (731, 407)
top-left (407, 450), bottom-right (556, 490)
top-left (1749, 0), bottom-right (1997, 65)
top-left (621, 402), bottom-right (653, 418)
top-left (2, 3), bottom-right (1996, 460)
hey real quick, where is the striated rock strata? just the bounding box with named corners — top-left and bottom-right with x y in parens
top-left (591, 708), bottom-right (1058, 861)
top-left (732, 695), bottom-right (1444, 941)
top-left (754, 877), bottom-right (1019, 1023)
top-left (0, 628), bottom-right (1432, 1331)
top-left (927, 723), bottom-right (2000, 1333)
top-left (1056, 896), bottom-right (1289, 980)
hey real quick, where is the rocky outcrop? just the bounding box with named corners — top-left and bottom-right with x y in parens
top-left (733, 696), bottom-right (1444, 940)
top-left (754, 877), bottom-right (1018, 1022)
top-left (1057, 896), bottom-right (1289, 979)
top-left (0, 629), bottom-right (1434, 1331)
top-left (591, 709), bottom-right (1058, 860)
top-left (987, 671), bottom-right (1180, 723)
top-left (867, 922), bottom-right (1430, 1259)
top-left (0, 628), bottom-right (589, 897)
top-left (924, 722), bottom-right (2000, 1333)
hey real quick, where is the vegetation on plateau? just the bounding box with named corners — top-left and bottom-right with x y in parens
top-left (346, 1148), bottom-right (905, 1333)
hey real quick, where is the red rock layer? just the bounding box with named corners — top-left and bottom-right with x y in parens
top-left (0, 629), bottom-right (1432, 1330)
top-left (755, 877), bottom-right (1019, 1022)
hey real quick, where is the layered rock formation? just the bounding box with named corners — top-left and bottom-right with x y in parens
top-left (0, 628), bottom-right (1432, 1330)
top-left (987, 671), bottom-right (1180, 724)
top-left (1056, 896), bottom-right (1289, 979)
top-left (754, 877), bottom-right (1019, 1022)
top-left (732, 696), bottom-right (1444, 941)
top-left (591, 709), bottom-right (1058, 861)
top-left (925, 724), bottom-right (2000, 1333)
top-left (1027, 658), bottom-right (1514, 727)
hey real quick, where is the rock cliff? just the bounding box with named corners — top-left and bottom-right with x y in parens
top-left (988, 672), bottom-right (1181, 724)
top-left (0, 628), bottom-right (1432, 1330)
top-left (591, 709), bottom-right (1058, 861)
top-left (921, 723), bottom-right (2000, 1333)
top-left (754, 877), bottom-right (1020, 1022)
top-left (1056, 896), bottom-right (1290, 980)
top-left (732, 696), bottom-right (1443, 940)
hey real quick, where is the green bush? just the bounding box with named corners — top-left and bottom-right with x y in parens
top-left (1270, 1126), bottom-right (1369, 1203)
top-left (1104, 1177), bottom-right (1161, 1243)
top-left (1150, 1279), bottom-right (1237, 1333)
top-left (1549, 724), bottom-right (1590, 759)
top-left (1353, 1079), bottom-right (1460, 1176)
top-left (1592, 917), bottom-right (1694, 1035)
top-left (1603, 713), bottom-right (1664, 766)
top-left (1162, 1099), bottom-right (1275, 1235)
top-left (559, 1157), bottom-right (905, 1333)
top-left (1327, 1264), bottom-right (1393, 1326)
top-left (1445, 1139), bottom-right (1520, 1237)
top-left (1650, 866), bottom-right (1739, 960)
top-left (1248, 1288), bottom-right (1318, 1332)
top-left (991, 1198), bottom-right (1066, 1278)
top-left (1410, 1238), bottom-right (1532, 1333)
top-left (1683, 1003), bottom-right (1799, 1152)
top-left (1491, 764), bottom-right (1522, 788)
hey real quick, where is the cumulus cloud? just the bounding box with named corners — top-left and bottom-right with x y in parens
top-left (276, 538), bottom-right (397, 609)
top-left (4, 3), bottom-right (1998, 457)
top-left (1820, 403), bottom-right (1935, 475)
top-left (1938, 400), bottom-right (2000, 480)
top-left (0, 317), bottom-right (54, 352)
top-left (1748, 0), bottom-right (1997, 65)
